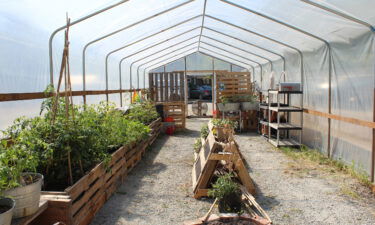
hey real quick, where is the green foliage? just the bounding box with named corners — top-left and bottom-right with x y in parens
top-left (208, 173), bottom-right (243, 213)
top-left (1, 94), bottom-right (154, 190)
top-left (124, 101), bottom-right (159, 125)
top-left (193, 138), bottom-right (202, 153)
top-left (200, 124), bottom-right (209, 139)
top-left (211, 119), bottom-right (238, 129)
top-left (208, 173), bottom-right (239, 199)
top-left (0, 140), bottom-right (39, 191)
top-left (238, 94), bottom-right (257, 103)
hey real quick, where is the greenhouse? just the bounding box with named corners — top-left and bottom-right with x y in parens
top-left (0, 0), bottom-right (374, 224)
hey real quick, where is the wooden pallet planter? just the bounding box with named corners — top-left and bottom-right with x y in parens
top-left (33, 118), bottom-right (162, 225)
top-left (159, 101), bottom-right (186, 129)
top-left (216, 71), bottom-right (252, 101)
top-left (192, 122), bottom-right (255, 199)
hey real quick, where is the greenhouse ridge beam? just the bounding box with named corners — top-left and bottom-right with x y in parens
top-left (49, 0), bottom-right (131, 85)
top-left (138, 40), bottom-right (258, 79)
top-left (301, 0), bottom-right (374, 31)
top-left (130, 38), bottom-right (199, 88)
top-left (80, 0), bottom-right (194, 102)
top-left (118, 25), bottom-right (282, 87)
top-left (198, 47), bottom-right (258, 81)
top-left (197, 0), bottom-right (208, 51)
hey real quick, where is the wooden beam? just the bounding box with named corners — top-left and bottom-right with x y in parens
top-left (0, 89), bottom-right (144, 102)
top-left (303, 108), bottom-right (375, 129)
top-left (372, 88), bottom-right (375, 183)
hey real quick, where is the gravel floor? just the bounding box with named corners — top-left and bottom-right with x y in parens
top-left (92, 118), bottom-right (375, 225)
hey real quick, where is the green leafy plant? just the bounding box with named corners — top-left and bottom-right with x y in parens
top-left (1, 91), bottom-right (155, 190)
top-left (208, 173), bottom-right (243, 213)
top-left (193, 138), bottom-right (202, 153)
top-left (211, 119), bottom-right (238, 129)
top-left (239, 94), bottom-right (257, 103)
top-left (200, 124), bottom-right (209, 139)
top-left (0, 140), bottom-right (39, 192)
top-left (124, 101), bottom-right (159, 125)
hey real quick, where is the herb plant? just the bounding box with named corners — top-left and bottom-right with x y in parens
top-left (200, 124), bottom-right (209, 139)
top-left (211, 119), bottom-right (238, 129)
top-left (193, 138), bottom-right (202, 153)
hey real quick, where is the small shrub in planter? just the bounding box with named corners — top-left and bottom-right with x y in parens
top-left (208, 173), bottom-right (243, 214)
top-left (124, 101), bottom-right (159, 125)
top-left (193, 138), bottom-right (202, 154)
top-left (217, 96), bottom-right (240, 112)
top-left (239, 95), bottom-right (258, 111)
top-left (200, 124), bottom-right (209, 140)
top-left (2, 90), bottom-right (152, 191)
top-left (0, 141), bottom-right (43, 218)
top-left (0, 197), bottom-right (15, 225)
top-left (211, 119), bottom-right (237, 142)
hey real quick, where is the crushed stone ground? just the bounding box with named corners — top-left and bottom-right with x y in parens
top-left (92, 118), bottom-right (375, 225)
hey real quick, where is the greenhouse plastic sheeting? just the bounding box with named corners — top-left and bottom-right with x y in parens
top-left (0, 0), bottom-right (374, 178)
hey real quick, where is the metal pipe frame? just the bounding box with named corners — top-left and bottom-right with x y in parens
top-left (197, 0), bottom-right (208, 51)
top-left (144, 50), bottom-right (252, 87)
top-left (101, 13), bottom-right (301, 96)
top-left (138, 40), bottom-right (258, 85)
top-left (131, 39), bottom-right (201, 89)
top-left (133, 37), bottom-right (263, 90)
top-left (119, 25), bottom-right (284, 93)
top-left (48, 0), bottom-right (132, 85)
top-left (203, 27), bottom-right (285, 70)
top-left (81, 0), bottom-right (194, 102)
top-left (90, 13), bottom-right (301, 102)
top-left (201, 34), bottom-right (272, 69)
top-left (128, 35), bottom-right (200, 88)
top-left (300, 0), bottom-right (374, 31)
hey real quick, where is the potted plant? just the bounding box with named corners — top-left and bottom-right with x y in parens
top-left (0, 141), bottom-right (43, 218)
top-left (208, 173), bottom-right (243, 214)
top-left (217, 96), bottom-right (240, 112)
top-left (211, 119), bottom-right (237, 142)
top-left (240, 94), bottom-right (258, 111)
top-left (0, 197), bottom-right (15, 225)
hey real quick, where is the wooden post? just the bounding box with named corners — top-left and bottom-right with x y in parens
top-left (160, 73), bottom-right (164, 102)
top-left (170, 72), bottom-right (174, 99)
top-left (179, 72), bottom-right (184, 101)
top-left (164, 72), bottom-right (169, 102)
top-left (149, 73), bottom-right (154, 101)
top-left (372, 88), bottom-right (375, 184)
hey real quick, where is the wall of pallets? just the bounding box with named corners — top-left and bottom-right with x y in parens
top-left (215, 71), bottom-right (252, 103)
top-left (149, 72), bottom-right (185, 102)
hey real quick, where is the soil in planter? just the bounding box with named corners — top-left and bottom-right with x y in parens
top-left (20, 173), bottom-right (41, 186)
top-left (0, 205), bottom-right (11, 214)
top-left (206, 220), bottom-right (256, 225)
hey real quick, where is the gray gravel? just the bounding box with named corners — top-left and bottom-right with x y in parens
top-left (92, 118), bottom-right (375, 225)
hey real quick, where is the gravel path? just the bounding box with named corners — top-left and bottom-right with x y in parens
top-left (92, 118), bottom-right (375, 225)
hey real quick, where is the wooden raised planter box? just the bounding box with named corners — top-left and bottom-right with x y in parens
top-left (33, 118), bottom-right (162, 225)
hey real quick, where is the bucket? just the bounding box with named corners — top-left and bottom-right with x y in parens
top-left (4, 172), bottom-right (43, 218)
top-left (0, 198), bottom-right (15, 225)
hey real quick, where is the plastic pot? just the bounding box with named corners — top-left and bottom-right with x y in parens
top-left (217, 103), bottom-right (240, 112)
top-left (241, 102), bottom-right (259, 111)
top-left (0, 197), bottom-right (15, 225)
top-left (4, 172), bottom-right (43, 218)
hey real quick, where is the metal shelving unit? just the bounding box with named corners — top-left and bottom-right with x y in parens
top-left (267, 89), bottom-right (303, 147)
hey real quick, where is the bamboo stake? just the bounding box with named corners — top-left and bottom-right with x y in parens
top-left (202, 198), bottom-right (218, 223)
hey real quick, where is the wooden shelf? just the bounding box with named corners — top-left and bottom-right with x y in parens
top-left (269, 138), bottom-right (301, 147)
top-left (269, 106), bottom-right (303, 112)
top-left (12, 200), bottom-right (48, 225)
top-left (268, 122), bottom-right (302, 130)
top-left (268, 90), bottom-right (303, 94)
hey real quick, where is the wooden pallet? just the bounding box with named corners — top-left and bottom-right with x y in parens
top-left (192, 122), bottom-right (255, 199)
top-left (33, 118), bottom-right (162, 225)
top-left (160, 101), bottom-right (186, 129)
top-left (216, 71), bottom-right (252, 101)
